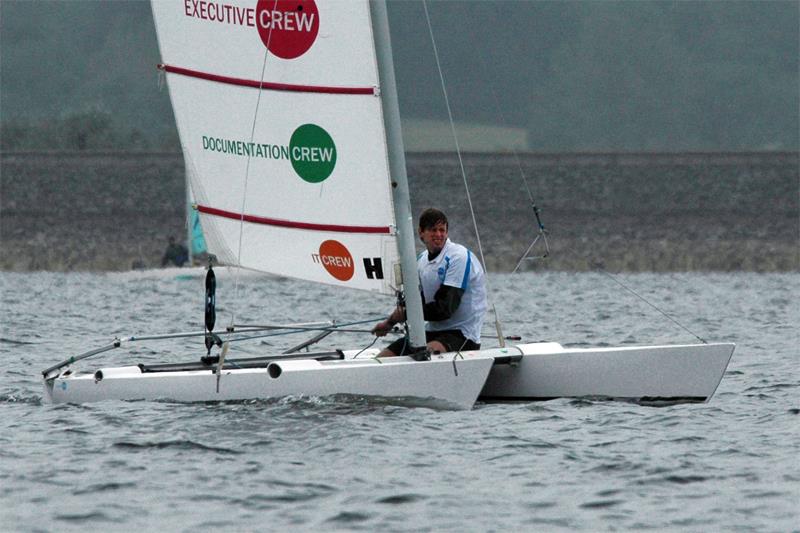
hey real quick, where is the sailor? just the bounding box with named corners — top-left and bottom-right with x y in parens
top-left (372, 208), bottom-right (488, 356)
top-left (161, 236), bottom-right (189, 267)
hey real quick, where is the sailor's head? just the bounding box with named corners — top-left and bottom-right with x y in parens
top-left (418, 208), bottom-right (448, 232)
top-left (418, 208), bottom-right (448, 252)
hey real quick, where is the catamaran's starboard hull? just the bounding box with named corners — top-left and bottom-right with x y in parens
top-left (479, 342), bottom-right (735, 403)
top-left (43, 355), bottom-right (495, 410)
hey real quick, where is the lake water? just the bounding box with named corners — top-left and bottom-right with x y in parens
top-left (1, 270), bottom-right (797, 531)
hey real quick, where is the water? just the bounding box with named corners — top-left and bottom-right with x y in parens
top-left (1, 270), bottom-right (798, 531)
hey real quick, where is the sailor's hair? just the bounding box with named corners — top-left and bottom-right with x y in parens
top-left (418, 208), bottom-right (448, 230)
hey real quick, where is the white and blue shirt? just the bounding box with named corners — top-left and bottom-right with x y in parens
top-left (417, 238), bottom-right (487, 343)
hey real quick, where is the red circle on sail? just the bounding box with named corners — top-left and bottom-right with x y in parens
top-left (256, 0), bottom-right (320, 59)
top-left (319, 240), bottom-right (354, 281)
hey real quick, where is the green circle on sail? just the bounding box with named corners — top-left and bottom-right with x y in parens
top-left (289, 124), bottom-right (337, 183)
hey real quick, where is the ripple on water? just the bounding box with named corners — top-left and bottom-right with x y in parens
top-left (637, 473), bottom-right (713, 486)
top-left (579, 499), bottom-right (626, 509)
top-left (54, 511), bottom-right (114, 523)
top-left (2, 271), bottom-right (799, 531)
top-left (375, 493), bottom-right (426, 505)
top-left (228, 485), bottom-right (333, 509)
top-left (112, 439), bottom-right (241, 455)
top-left (324, 511), bottom-right (373, 525)
top-left (73, 481), bottom-right (137, 495)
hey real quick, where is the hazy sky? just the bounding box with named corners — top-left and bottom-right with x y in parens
top-left (1, 0), bottom-right (798, 151)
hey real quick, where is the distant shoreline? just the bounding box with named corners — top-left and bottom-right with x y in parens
top-left (1, 151), bottom-right (797, 273)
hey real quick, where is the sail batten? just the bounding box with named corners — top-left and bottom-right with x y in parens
top-left (159, 64), bottom-right (377, 95)
top-left (197, 205), bottom-right (393, 234)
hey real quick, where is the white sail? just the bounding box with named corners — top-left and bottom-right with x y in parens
top-left (152, 1), bottom-right (399, 294)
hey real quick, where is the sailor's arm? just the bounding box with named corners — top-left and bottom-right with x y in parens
top-left (372, 306), bottom-right (405, 336)
top-left (423, 285), bottom-right (464, 321)
top-left (371, 283), bottom-right (464, 336)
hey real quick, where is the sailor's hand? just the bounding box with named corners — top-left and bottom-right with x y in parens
top-left (372, 320), bottom-right (393, 337)
top-left (388, 306), bottom-right (405, 324)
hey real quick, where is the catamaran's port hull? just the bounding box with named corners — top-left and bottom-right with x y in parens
top-left (43, 355), bottom-right (495, 410)
top-left (479, 342), bottom-right (735, 403)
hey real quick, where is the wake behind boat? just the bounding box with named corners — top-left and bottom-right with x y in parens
top-left (41, 0), bottom-right (734, 409)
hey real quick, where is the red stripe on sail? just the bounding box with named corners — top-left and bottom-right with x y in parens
top-left (197, 205), bottom-right (392, 234)
top-left (159, 64), bottom-right (376, 95)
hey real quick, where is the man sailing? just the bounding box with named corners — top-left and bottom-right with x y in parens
top-left (372, 208), bottom-right (488, 356)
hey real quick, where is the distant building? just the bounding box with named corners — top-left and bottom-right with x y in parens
top-left (401, 118), bottom-right (529, 152)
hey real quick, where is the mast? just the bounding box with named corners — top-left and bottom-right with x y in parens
top-left (370, 0), bottom-right (426, 349)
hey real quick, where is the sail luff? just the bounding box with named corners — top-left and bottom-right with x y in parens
top-left (369, 0), bottom-right (426, 349)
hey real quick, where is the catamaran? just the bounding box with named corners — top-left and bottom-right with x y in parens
top-left (42, 0), bottom-right (733, 409)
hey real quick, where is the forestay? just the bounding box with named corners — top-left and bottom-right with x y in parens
top-left (152, 0), bottom-right (399, 294)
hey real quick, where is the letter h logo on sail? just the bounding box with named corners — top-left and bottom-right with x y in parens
top-left (363, 258), bottom-right (384, 280)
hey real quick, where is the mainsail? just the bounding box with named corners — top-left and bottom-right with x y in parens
top-left (152, 1), bottom-right (399, 294)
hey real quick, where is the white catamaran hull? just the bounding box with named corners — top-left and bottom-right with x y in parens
top-left (479, 342), bottom-right (735, 402)
top-left (43, 355), bottom-right (496, 410)
top-left (43, 341), bottom-right (734, 408)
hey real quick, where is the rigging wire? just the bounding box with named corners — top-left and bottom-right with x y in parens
top-left (418, 4), bottom-right (707, 348)
top-left (456, 30), bottom-right (702, 343)
top-left (230, 0), bottom-right (279, 330)
top-left (471, 45), bottom-right (550, 272)
top-left (421, 1), bottom-right (485, 271)
top-left (594, 265), bottom-right (708, 344)
top-left (421, 0), bottom-right (505, 345)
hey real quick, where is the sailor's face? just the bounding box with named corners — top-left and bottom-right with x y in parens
top-left (419, 221), bottom-right (448, 254)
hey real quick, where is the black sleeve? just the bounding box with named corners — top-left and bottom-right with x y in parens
top-left (422, 285), bottom-right (464, 321)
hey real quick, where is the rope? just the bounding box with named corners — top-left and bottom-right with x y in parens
top-left (421, 1), bottom-right (505, 346)
top-left (451, 339), bottom-right (470, 376)
top-left (224, 328), bottom-right (326, 344)
top-left (351, 336), bottom-right (379, 359)
top-left (227, 317), bottom-right (392, 344)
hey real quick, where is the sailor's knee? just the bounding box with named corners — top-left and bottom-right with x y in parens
top-left (427, 340), bottom-right (447, 354)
